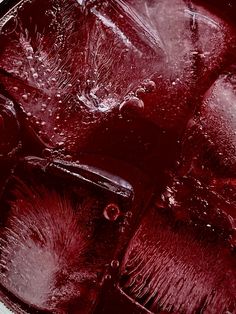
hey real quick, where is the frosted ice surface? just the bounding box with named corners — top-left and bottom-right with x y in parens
top-left (0, 302), bottom-right (14, 314)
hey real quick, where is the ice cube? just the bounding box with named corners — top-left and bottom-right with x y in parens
top-left (119, 205), bottom-right (236, 314)
top-left (0, 154), bottom-right (152, 312)
top-left (0, 0), bottom-right (165, 155)
top-left (199, 74), bottom-right (236, 173)
top-left (96, 0), bottom-right (234, 129)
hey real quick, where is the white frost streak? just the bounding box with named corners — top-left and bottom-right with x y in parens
top-left (184, 9), bottom-right (221, 29)
top-left (91, 8), bottom-right (135, 50)
top-left (112, 0), bottom-right (165, 53)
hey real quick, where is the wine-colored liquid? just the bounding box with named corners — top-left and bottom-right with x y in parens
top-left (0, 0), bottom-right (235, 313)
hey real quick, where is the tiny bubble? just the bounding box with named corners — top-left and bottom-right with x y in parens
top-left (33, 73), bottom-right (39, 79)
top-left (43, 148), bottom-right (52, 157)
top-left (103, 203), bottom-right (120, 222)
top-left (135, 87), bottom-right (146, 97)
top-left (119, 226), bottom-right (126, 233)
top-left (125, 211), bottom-right (133, 218)
top-left (105, 274), bottom-right (111, 280)
top-left (111, 260), bottom-right (119, 269)
top-left (143, 79), bottom-right (156, 92)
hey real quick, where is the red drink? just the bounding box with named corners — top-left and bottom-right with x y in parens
top-left (0, 0), bottom-right (235, 313)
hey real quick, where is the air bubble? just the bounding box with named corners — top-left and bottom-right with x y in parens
top-left (111, 260), bottom-right (119, 269)
top-left (103, 203), bottom-right (120, 222)
top-left (32, 73), bottom-right (39, 79)
top-left (43, 148), bottom-right (53, 158)
top-left (26, 46), bottom-right (33, 54)
top-left (119, 96), bottom-right (144, 113)
top-left (58, 141), bottom-right (65, 147)
top-left (119, 226), bottom-right (126, 233)
top-left (125, 211), bottom-right (133, 218)
top-left (143, 79), bottom-right (156, 92)
top-left (135, 87), bottom-right (146, 97)
top-left (105, 274), bottom-right (111, 280)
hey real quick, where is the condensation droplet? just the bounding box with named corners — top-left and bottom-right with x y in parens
top-left (103, 203), bottom-right (120, 222)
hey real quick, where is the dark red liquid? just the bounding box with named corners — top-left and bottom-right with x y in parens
top-left (0, 0), bottom-right (235, 313)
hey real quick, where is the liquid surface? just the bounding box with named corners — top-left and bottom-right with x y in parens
top-left (0, 0), bottom-right (235, 313)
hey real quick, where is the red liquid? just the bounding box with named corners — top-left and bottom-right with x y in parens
top-left (0, 0), bottom-right (235, 313)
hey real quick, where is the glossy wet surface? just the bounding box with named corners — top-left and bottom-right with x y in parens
top-left (0, 0), bottom-right (235, 313)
